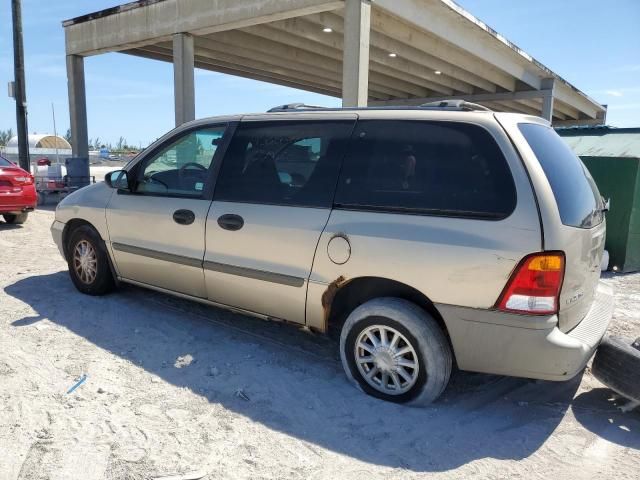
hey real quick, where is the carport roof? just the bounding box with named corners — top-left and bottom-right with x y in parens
top-left (62, 0), bottom-right (606, 125)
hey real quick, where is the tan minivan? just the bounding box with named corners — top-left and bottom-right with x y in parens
top-left (51, 102), bottom-right (614, 405)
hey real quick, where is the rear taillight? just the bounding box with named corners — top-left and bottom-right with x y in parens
top-left (495, 252), bottom-right (565, 315)
top-left (14, 175), bottom-right (33, 185)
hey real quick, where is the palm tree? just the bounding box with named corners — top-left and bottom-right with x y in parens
top-left (0, 128), bottom-right (14, 146)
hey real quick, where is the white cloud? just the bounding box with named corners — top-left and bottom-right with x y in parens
top-left (605, 90), bottom-right (623, 97)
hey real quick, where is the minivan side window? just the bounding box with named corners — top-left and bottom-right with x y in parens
top-left (135, 126), bottom-right (225, 197)
top-left (334, 120), bottom-right (516, 218)
top-left (214, 121), bottom-right (354, 208)
top-left (518, 123), bottom-right (603, 228)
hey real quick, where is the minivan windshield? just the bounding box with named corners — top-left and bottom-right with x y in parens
top-left (519, 123), bottom-right (603, 228)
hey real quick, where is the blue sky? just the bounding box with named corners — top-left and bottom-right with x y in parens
top-left (0, 0), bottom-right (638, 146)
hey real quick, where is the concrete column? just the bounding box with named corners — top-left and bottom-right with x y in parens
top-left (66, 54), bottom-right (89, 160)
top-left (342, 0), bottom-right (371, 107)
top-left (173, 33), bottom-right (195, 126)
top-left (541, 78), bottom-right (555, 123)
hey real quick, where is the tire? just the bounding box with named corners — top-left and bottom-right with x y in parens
top-left (3, 212), bottom-right (28, 224)
top-left (592, 336), bottom-right (640, 402)
top-left (66, 225), bottom-right (115, 295)
top-left (340, 297), bottom-right (452, 406)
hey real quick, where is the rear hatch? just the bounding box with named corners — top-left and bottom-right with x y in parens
top-left (516, 122), bottom-right (606, 332)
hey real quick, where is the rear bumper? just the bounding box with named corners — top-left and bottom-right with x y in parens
top-left (51, 220), bottom-right (66, 259)
top-left (0, 184), bottom-right (37, 213)
top-left (0, 206), bottom-right (35, 214)
top-left (438, 281), bottom-right (614, 381)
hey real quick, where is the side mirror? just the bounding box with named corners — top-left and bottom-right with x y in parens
top-left (105, 170), bottom-right (130, 190)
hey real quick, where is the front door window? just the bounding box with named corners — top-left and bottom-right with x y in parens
top-left (136, 127), bottom-right (225, 197)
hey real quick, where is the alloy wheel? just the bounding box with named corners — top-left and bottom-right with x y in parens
top-left (354, 324), bottom-right (420, 395)
top-left (73, 239), bottom-right (98, 285)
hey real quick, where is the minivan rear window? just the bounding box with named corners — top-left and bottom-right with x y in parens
top-left (334, 120), bottom-right (516, 219)
top-left (518, 123), bottom-right (603, 228)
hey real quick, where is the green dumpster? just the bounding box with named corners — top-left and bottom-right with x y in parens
top-left (581, 156), bottom-right (640, 272)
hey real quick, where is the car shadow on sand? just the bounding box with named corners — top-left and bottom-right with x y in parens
top-left (0, 222), bottom-right (23, 230)
top-left (7, 271), bottom-right (636, 472)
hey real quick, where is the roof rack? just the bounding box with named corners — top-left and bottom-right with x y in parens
top-left (419, 99), bottom-right (492, 112)
top-left (267, 103), bottom-right (328, 113)
top-left (265, 100), bottom-right (492, 113)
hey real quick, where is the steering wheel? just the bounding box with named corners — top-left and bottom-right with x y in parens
top-left (143, 171), bottom-right (169, 189)
top-left (179, 162), bottom-right (208, 175)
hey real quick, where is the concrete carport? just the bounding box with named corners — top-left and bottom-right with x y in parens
top-left (63, 0), bottom-right (606, 161)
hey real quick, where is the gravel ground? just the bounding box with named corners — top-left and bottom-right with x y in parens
top-left (1, 209), bottom-right (639, 480)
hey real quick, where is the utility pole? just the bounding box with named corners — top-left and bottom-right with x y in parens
top-left (11, 0), bottom-right (30, 172)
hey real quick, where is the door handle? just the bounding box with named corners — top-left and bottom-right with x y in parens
top-left (173, 209), bottom-right (195, 225)
top-left (217, 214), bottom-right (244, 231)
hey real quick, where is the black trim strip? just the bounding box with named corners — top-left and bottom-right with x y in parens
top-left (111, 242), bottom-right (305, 287)
top-left (203, 261), bottom-right (305, 288)
top-left (112, 242), bottom-right (203, 268)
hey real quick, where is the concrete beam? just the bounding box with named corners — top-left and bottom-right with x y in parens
top-left (173, 33), bottom-right (195, 126)
top-left (375, 0), bottom-right (542, 89)
top-left (540, 78), bottom-right (555, 122)
top-left (130, 46), bottom-right (351, 99)
top-left (552, 100), bottom-right (580, 120)
top-left (554, 81), bottom-right (600, 119)
top-left (197, 31), bottom-right (425, 97)
top-left (368, 6), bottom-right (516, 91)
top-left (64, 0), bottom-right (344, 56)
top-left (494, 100), bottom-right (541, 116)
top-left (342, 0), bottom-right (370, 107)
top-left (66, 54), bottom-right (89, 160)
top-left (191, 35), bottom-right (410, 98)
top-left (373, 0), bottom-right (604, 119)
top-left (370, 89), bottom-right (553, 106)
top-left (131, 44), bottom-right (395, 100)
top-left (245, 23), bottom-right (454, 95)
top-left (306, 12), bottom-right (496, 92)
top-left (298, 14), bottom-right (478, 93)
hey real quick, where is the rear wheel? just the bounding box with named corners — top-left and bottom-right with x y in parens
top-left (67, 225), bottom-right (115, 295)
top-left (3, 212), bottom-right (28, 224)
top-left (340, 297), bottom-right (452, 406)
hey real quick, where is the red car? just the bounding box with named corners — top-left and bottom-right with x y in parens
top-left (0, 155), bottom-right (36, 224)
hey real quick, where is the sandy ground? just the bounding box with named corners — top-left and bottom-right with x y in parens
top-left (0, 209), bottom-right (639, 480)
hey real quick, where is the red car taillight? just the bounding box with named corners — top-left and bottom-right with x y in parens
top-left (495, 252), bottom-right (565, 315)
top-left (13, 175), bottom-right (33, 186)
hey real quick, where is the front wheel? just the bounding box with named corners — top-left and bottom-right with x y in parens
top-left (3, 212), bottom-right (28, 224)
top-left (340, 298), bottom-right (452, 406)
top-left (67, 225), bottom-right (115, 295)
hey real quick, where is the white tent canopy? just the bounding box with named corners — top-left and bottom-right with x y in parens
top-left (5, 134), bottom-right (72, 157)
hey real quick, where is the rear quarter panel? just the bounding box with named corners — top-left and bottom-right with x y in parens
top-left (495, 113), bottom-right (606, 332)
